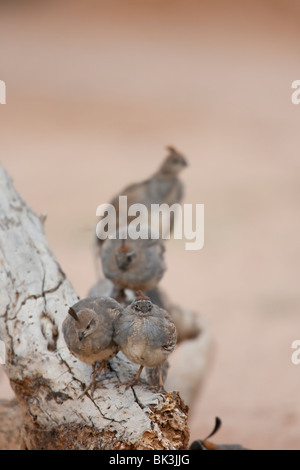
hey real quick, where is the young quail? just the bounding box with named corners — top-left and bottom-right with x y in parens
top-left (62, 296), bottom-right (123, 397)
top-left (114, 292), bottom-right (177, 390)
top-left (111, 146), bottom-right (187, 208)
top-left (100, 229), bottom-right (166, 302)
top-left (96, 146), bottom-right (188, 246)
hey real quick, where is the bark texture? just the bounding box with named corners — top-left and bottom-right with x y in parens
top-left (0, 165), bottom-right (189, 450)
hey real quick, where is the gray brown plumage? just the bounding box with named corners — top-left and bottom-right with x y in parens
top-left (145, 287), bottom-right (202, 343)
top-left (100, 228), bottom-right (166, 298)
top-left (114, 292), bottom-right (177, 390)
top-left (96, 146), bottom-right (188, 245)
top-left (111, 146), bottom-right (187, 207)
top-left (62, 296), bottom-right (123, 397)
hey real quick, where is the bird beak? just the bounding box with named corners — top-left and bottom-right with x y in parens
top-left (116, 260), bottom-right (128, 271)
top-left (78, 332), bottom-right (84, 341)
top-left (141, 307), bottom-right (149, 313)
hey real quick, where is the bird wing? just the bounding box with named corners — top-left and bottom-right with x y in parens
top-left (92, 311), bottom-right (115, 351)
top-left (161, 323), bottom-right (177, 352)
top-left (71, 297), bottom-right (122, 318)
top-left (161, 179), bottom-right (184, 206)
top-left (114, 314), bottom-right (134, 347)
top-left (146, 315), bottom-right (177, 352)
top-left (110, 178), bottom-right (151, 208)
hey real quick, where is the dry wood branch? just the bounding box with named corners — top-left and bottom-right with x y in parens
top-left (0, 165), bottom-right (189, 450)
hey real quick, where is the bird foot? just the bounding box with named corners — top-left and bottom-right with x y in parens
top-left (116, 380), bottom-right (139, 391)
top-left (79, 379), bottom-right (106, 399)
top-left (79, 384), bottom-right (93, 399)
top-left (148, 384), bottom-right (166, 393)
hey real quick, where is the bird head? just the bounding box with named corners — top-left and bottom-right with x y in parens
top-left (68, 307), bottom-right (98, 341)
top-left (160, 146), bottom-right (188, 175)
top-left (115, 240), bottom-right (136, 271)
top-left (132, 291), bottom-right (153, 315)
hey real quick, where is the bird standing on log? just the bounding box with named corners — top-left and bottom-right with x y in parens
top-left (100, 228), bottom-right (166, 302)
top-left (62, 296), bottom-right (123, 397)
top-left (114, 292), bottom-right (177, 390)
top-left (96, 146), bottom-right (188, 248)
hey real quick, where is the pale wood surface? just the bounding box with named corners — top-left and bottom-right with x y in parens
top-left (0, 166), bottom-right (189, 450)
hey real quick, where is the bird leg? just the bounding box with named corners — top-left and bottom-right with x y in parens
top-left (95, 360), bottom-right (107, 377)
top-left (148, 366), bottom-right (166, 392)
top-left (79, 361), bottom-right (107, 399)
top-left (116, 365), bottom-right (144, 390)
top-left (133, 365), bottom-right (144, 383)
top-left (158, 367), bottom-right (166, 392)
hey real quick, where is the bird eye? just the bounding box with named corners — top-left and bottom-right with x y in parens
top-left (86, 324), bottom-right (90, 330)
top-left (127, 252), bottom-right (135, 263)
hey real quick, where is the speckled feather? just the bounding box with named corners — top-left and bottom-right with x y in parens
top-left (62, 296), bottom-right (123, 365)
top-left (101, 231), bottom-right (166, 291)
top-left (114, 299), bottom-right (177, 368)
top-left (96, 147), bottom-right (188, 247)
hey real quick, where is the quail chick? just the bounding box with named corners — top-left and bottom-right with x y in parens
top-left (96, 146), bottom-right (188, 245)
top-left (111, 146), bottom-right (187, 207)
top-left (114, 292), bottom-right (177, 390)
top-left (100, 228), bottom-right (166, 302)
top-left (62, 296), bottom-right (123, 397)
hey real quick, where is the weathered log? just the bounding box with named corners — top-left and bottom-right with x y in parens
top-left (0, 165), bottom-right (189, 450)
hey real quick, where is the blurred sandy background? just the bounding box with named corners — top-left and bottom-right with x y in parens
top-left (0, 0), bottom-right (300, 450)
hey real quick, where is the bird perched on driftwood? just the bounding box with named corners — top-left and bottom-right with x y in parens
top-left (96, 146), bottom-right (188, 247)
top-left (100, 228), bottom-right (166, 302)
top-left (62, 296), bottom-right (123, 397)
top-left (114, 291), bottom-right (177, 390)
top-left (111, 146), bottom-right (187, 207)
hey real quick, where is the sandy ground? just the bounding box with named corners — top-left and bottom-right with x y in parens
top-left (0, 0), bottom-right (300, 450)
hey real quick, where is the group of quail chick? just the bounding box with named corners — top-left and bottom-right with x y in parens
top-left (63, 147), bottom-right (188, 397)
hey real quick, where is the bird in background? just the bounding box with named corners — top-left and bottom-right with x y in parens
top-left (114, 291), bottom-right (177, 390)
top-left (189, 417), bottom-right (250, 450)
top-left (100, 227), bottom-right (166, 303)
top-left (95, 146), bottom-right (188, 249)
top-left (62, 296), bottom-right (123, 398)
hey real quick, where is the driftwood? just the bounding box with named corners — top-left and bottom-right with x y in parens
top-left (0, 165), bottom-right (189, 450)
